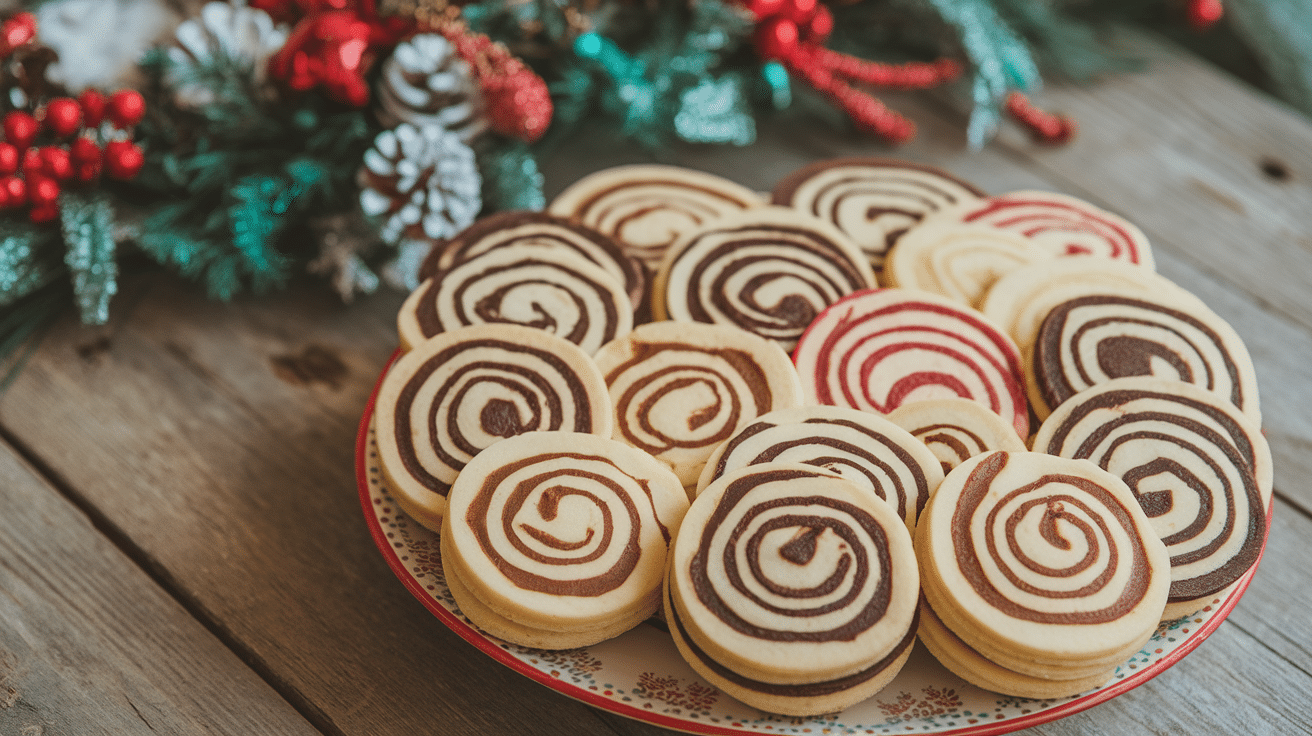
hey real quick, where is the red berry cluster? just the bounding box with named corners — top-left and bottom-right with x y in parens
top-left (743, 0), bottom-right (961, 143)
top-left (0, 89), bottom-right (146, 223)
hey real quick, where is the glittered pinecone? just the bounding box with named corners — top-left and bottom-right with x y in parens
top-left (375, 33), bottom-right (487, 142)
top-left (167, 1), bottom-right (289, 107)
top-left (358, 123), bottom-right (482, 246)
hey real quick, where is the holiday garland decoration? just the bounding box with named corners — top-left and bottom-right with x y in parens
top-left (0, 0), bottom-right (1248, 353)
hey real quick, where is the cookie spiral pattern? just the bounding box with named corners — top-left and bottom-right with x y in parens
top-left (418, 210), bottom-right (645, 308)
top-left (881, 223), bottom-right (1050, 308)
top-left (940, 190), bottom-right (1153, 268)
top-left (1032, 379), bottom-right (1270, 611)
top-left (919, 451), bottom-right (1170, 660)
top-left (670, 464), bottom-right (919, 684)
top-left (1031, 293), bottom-right (1260, 423)
top-left (698, 405), bottom-right (943, 530)
top-left (593, 321), bottom-right (803, 487)
top-left (442, 433), bottom-right (688, 640)
top-left (399, 247), bottom-right (632, 355)
top-left (656, 207), bottom-right (877, 352)
top-left (793, 288), bottom-right (1029, 438)
top-left (771, 157), bottom-right (986, 268)
top-left (885, 398), bottom-right (1028, 476)
top-left (548, 164), bottom-right (764, 269)
top-left (375, 324), bottom-right (612, 530)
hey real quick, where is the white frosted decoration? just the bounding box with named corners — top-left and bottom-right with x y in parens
top-left (165, 0), bottom-right (288, 106)
top-left (40, 0), bottom-right (183, 92)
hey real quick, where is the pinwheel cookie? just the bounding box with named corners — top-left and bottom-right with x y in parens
top-left (884, 397), bottom-right (1028, 476)
top-left (442, 432), bottom-right (689, 649)
top-left (593, 321), bottom-right (803, 490)
top-left (1033, 378), bottom-right (1272, 618)
top-left (666, 463), bottom-right (920, 716)
top-left (696, 404), bottom-right (943, 531)
top-left (375, 324), bottom-right (613, 531)
top-left (548, 164), bottom-right (764, 271)
top-left (916, 451), bottom-right (1170, 698)
top-left (770, 157), bottom-right (986, 269)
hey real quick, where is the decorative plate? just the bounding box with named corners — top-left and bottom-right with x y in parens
top-left (356, 353), bottom-right (1267, 736)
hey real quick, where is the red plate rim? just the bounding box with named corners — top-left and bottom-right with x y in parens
top-left (355, 348), bottom-right (1269, 736)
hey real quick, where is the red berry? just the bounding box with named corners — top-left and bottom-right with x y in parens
top-left (0, 142), bottom-right (18, 175)
top-left (29, 202), bottom-right (59, 223)
top-left (70, 137), bottom-right (101, 164)
top-left (1, 12), bottom-right (36, 52)
top-left (27, 175), bottom-right (60, 206)
top-left (3, 111), bottom-right (39, 149)
top-left (40, 146), bottom-right (73, 181)
top-left (79, 89), bottom-right (108, 128)
top-left (0, 175), bottom-right (23, 207)
top-left (780, 0), bottom-right (817, 25)
top-left (107, 89), bottom-right (146, 128)
top-left (21, 146), bottom-right (42, 175)
top-left (105, 140), bottom-right (145, 179)
top-left (44, 98), bottom-right (83, 138)
top-left (743, 0), bottom-right (785, 20)
top-left (803, 4), bottom-right (833, 43)
top-left (754, 18), bottom-right (800, 61)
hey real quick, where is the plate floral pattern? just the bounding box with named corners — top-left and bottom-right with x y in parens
top-left (356, 368), bottom-right (1264, 736)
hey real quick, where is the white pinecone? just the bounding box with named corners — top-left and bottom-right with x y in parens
top-left (375, 33), bottom-right (488, 142)
top-left (358, 123), bottom-right (482, 248)
top-left (167, 1), bottom-right (288, 107)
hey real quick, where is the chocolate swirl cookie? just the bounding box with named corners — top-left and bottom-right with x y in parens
top-left (548, 164), bottom-right (764, 270)
top-left (442, 432), bottom-right (689, 649)
top-left (653, 206), bottom-right (877, 352)
top-left (696, 405), bottom-right (944, 530)
top-left (375, 324), bottom-right (613, 531)
top-left (593, 321), bottom-right (803, 489)
top-left (666, 463), bottom-right (919, 715)
top-left (418, 210), bottom-right (645, 309)
top-left (930, 190), bottom-right (1154, 268)
top-left (399, 246), bottom-right (633, 355)
top-left (885, 397), bottom-right (1028, 476)
top-left (1033, 378), bottom-right (1271, 619)
top-left (916, 451), bottom-right (1170, 694)
top-left (1029, 292), bottom-right (1261, 423)
top-left (792, 288), bottom-right (1030, 438)
top-left (771, 157), bottom-right (986, 269)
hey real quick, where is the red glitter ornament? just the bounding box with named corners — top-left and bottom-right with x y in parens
top-left (433, 22), bottom-right (553, 143)
top-left (0, 142), bottom-right (17, 175)
top-left (107, 90), bottom-right (146, 129)
top-left (79, 89), bottom-right (108, 128)
top-left (1005, 92), bottom-right (1076, 145)
top-left (104, 140), bottom-right (145, 180)
top-left (44, 98), bottom-right (83, 138)
top-left (3, 111), bottom-right (39, 150)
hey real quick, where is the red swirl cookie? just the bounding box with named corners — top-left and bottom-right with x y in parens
top-left (696, 405), bottom-right (944, 530)
top-left (593, 321), bottom-right (803, 489)
top-left (548, 164), bottom-right (764, 270)
top-left (916, 451), bottom-right (1170, 696)
top-left (653, 206), bottom-right (877, 352)
top-left (399, 246), bottom-right (633, 355)
top-left (418, 210), bottom-right (645, 309)
top-left (442, 432), bottom-right (689, 649)
top-left (667, 463), bottom-right (919, 715)
top-left (375, 324), bottom-right (613, 531)
top-left (1029, 291), bottom-right (1261, 423)
top-left (793, 288), bottom-right (1029, 438)
top-left (771, 157), bottom-right (986, 269)
top-left (928, 190), bottom-right (1154, 268)
top-left (1032, 378), bottom-right (1271, 618)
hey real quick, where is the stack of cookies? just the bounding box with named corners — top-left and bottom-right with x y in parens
top-left (370, 157), bottom-right (1272, 717)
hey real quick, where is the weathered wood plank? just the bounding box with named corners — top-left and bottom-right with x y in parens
top-left (0, 276), bottom-right (644, 736)
top-left (0, 438), bottom-right (319, 735)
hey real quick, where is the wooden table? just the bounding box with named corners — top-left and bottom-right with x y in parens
top-left (2, 29), bottom-right (1310, 736)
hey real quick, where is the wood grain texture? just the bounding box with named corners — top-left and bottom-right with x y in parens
top-left (0, 26), bottom-right (1308, 736)
top-left (0, 439), bottom-right (318, 735)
